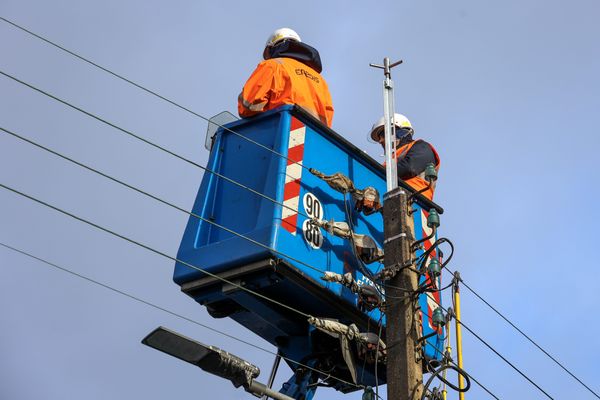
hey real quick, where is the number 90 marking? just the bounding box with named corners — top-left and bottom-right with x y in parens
top-left (302, 192), bottom-right (324, 249)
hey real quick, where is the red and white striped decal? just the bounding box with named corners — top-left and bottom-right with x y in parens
top-left (281, 117), bottom-right (306, 234)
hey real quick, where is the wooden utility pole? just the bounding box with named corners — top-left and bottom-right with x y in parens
top-left (370, 56), bottom-right (423, 399)
top-left (383, 187), bottom-right (423, 400)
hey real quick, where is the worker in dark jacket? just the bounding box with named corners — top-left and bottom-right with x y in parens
top-left (238, 28), bottom-right (334, 127)
top-left (369, 113), bottom-right (440, 200)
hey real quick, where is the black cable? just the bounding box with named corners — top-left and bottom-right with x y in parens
top-left (0, 241), bottom-right (361, 390)
top-left (3, 16), bottom-right (595, 397)
top-left (374, 315), bottom-right (384, 400)
top-left (0, 125), bottom-right (327, 278)
top-left (0, 70), bottom-right (310, 221)
top-left (343, 193), bottom-right (377, 281)
top-left (416, 279), bottom-right (453, 294)
top-left (448, 265), bottom-right (600, 399)
top-left (0, 18), bottom-right (310, 173)
top-left (1, 125), bottom-right (404, 394)
top-left (0, 182), bottom-right (313, 320)
top-left (423, 328), bottom-right (500, 399)
top-left (429, 286), bottom-right (555, 399)
top-left (416, 237), bottom-right (453, 273)
top-left (422, 363), bottom-right (471, 400)
top-left (411, 226), bottom-right (436, 251)
top-left (0, 187), bottom-right (499, 397)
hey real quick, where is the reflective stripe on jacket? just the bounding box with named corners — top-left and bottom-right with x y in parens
top-left (238, 57), bottom-right (334, 127)
top-left (395, 140), bottom-right (441, 200)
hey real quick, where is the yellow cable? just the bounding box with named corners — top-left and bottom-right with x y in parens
top-left (454, 280), bottom-right (465, 400)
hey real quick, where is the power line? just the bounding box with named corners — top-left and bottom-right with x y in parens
top-left (421, 237), bottom-right (597, 398)
top-left (423, 292), bottom-right (555, 399)
top-left (0, 125), bottom-right (329, 278)
top-left (0, 157), bottom-right (512, 399)
top-left (0, 126), bottom-right (555, 398)
top-left (450, 268), bottom-right (600, 399)
top-left (1, 126), bottom-right (501, 396)
top-left (1, 239), bottom-right (501, 399)
top-left (0, 241), bottom-right (359, 390)
top-left (418, 327), bottom-right (500, 399)
top-left (0, 16), bottom-right (582, 397)
top-left (0, 16), bottom-right (310, 173)
top-left (0, 182), bottom-right (314, 321)
top-left (0, 182), bottom-right (505, 398)
top-left (0, 69), bottom-right (310, 221)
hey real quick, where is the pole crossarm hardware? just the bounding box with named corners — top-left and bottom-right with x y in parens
top-left (321, 271), bottom-right (383, 311)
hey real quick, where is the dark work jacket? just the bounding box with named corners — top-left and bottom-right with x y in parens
top-left (396, 138), bottom-right (437, 180)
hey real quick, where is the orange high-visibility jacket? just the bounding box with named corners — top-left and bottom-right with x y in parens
top-left (395, 140), bottom-right (441, 200)
top-left (238, 57), bottom-right (334, 127)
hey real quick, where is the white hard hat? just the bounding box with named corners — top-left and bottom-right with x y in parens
top-left (368, 113), bottom-right (414, 142)
top-left (265, 28), bottom-right (301, 48)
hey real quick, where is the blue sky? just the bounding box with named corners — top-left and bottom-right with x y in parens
top-left (1, 1), bottom-right (599, 399)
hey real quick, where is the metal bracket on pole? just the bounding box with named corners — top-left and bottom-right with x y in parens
top-left (370, 58), bottom-right (403, 192)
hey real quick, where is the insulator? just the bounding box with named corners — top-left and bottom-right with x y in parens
top-left (424, 163), bottom-right (438, 183)
top-left (427, 258), bottom-right (441, 277)
top-left (432, 307), bottom-right (445, 327)
top-left (362, 386), bottom-right (375, 400)
top-left (427, 209), bottom-right (440, 229)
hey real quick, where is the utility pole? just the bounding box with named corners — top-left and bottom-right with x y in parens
top-left (371, 58), bottom-right (423, 400)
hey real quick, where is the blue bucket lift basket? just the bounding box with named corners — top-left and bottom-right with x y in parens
top-left (174, 105), bottom-right (445, 393)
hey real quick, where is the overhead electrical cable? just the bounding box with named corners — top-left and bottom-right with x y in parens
top-left (0, 241), bottom-right (360, 390)
top-left (411, 233), bottom-right (598, 398)
top-left (417, 323), bottom-right (500, 399)
top-left (0, 182), bottom-right (314, 321)
top-left (0, 16), bottom-right (310, 172)
top-left (445, 265), bottom-right (600, 399)
top-left (0, 172), bottom-right (504, 398)
top-left (1, 122), bottom-right (551, 399)
top-left (0, 69), bottom-right (310, 221)
top-left (0, 239), bottom-right (500, 400)
top-left (1, 16), bottom-right (587, 397)
top-left (424, 289), bottom-right (555, 399)
top-left (0, 125), bottom-right (329, 278)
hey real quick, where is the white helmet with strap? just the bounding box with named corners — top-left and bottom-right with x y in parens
top-left (369, 113), bottom-right (414, 142)
top-left (265, 28), bottom-right (301, 48)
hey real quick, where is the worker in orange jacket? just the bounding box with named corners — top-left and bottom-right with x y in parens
top-left (238, 28), bottom-right (334, 127)
top-left (370, 114), bottom-right (440, 200)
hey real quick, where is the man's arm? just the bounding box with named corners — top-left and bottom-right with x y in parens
top-left (397, 140), bottom-right (436, 179)
top-left (238, 61), bottom-right (279, 118)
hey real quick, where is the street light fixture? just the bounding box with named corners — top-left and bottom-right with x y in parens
top-left (142, 326), bottom-right (294, 400)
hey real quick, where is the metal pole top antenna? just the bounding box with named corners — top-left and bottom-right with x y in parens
top-left (370, 57), bottom-right (404, 192)
top-left (369, 58), bottom-right (403, 79)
